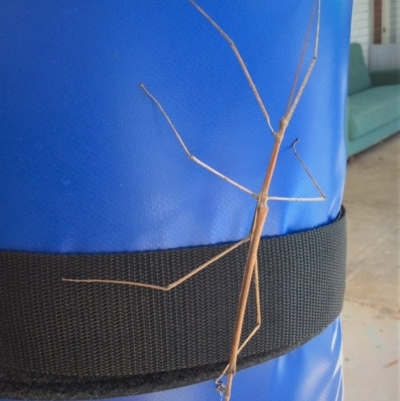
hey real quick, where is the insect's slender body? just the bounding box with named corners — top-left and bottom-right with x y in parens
top-left (223, 123), bottom-right (285, 400)
top-left (63, 2), bottom-right (324, 400)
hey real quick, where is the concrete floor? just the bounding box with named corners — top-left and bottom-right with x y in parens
top-left (342, 133), bottom-right (400, 400)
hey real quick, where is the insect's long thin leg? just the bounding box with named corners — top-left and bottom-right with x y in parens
top-left (236, 259), bottom-right (261, 355)
top-left (283, 0), bottom-right (321, 127)
top-left (62, 236), bottom-right (250, 290)
top-left (140, 83), bottom-right (257, 200)
top-left (267, 138), bottom-right (326, 202)
top-left (215, 258), bottom-right (261, 388)
top-left (189, 0), bottom-right (276, 137)
top-left (285, 0), bottom-right (319, 117)
top-left (216, 2), bottom-right (323, 399)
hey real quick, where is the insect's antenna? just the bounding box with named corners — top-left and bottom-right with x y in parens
top-left (284, 0), bottom-right (321, 125)
top-left (188, 0), bottom-right (276, 137)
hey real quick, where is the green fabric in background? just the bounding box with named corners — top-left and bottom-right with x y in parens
top-left (348, 85), bottom-right (400, 140)
top-left (348, 43), bottom-right (372, 96)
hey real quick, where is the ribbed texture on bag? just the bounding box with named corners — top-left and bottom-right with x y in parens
top-left (0, 208), bottom-right (346, 399)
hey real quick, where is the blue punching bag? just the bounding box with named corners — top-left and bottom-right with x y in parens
top-left (0, 1), bottom-right (352, 400)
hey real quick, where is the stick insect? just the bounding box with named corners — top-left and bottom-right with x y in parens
top-left (63, 1), bottom-right (325, 400)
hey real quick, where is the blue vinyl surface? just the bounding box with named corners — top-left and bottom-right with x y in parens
top-left (0, 0), bottom-right (352, 400)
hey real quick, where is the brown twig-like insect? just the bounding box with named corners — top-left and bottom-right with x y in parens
top-left (63, 1), bottom-right (325, 400)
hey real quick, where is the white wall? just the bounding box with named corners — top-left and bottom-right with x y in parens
top-left (369, 44), bottom-right (400, 69)
top-left (390, 0), bottom-right (399, 43)
top-left (350, 0), bottom-right (371, 63)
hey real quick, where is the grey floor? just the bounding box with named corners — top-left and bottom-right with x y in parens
top-left (342, 133), bottom-right (399, 400)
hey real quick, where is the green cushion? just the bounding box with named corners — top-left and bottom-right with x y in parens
top-left (348, 85), bottom-right (400, 140)
top-left (348, 43), bottom-right (372, 95)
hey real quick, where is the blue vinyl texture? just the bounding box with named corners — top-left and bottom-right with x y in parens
top-left (0, 0), bottom-right (352, 400)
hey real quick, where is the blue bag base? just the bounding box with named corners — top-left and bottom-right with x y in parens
top-left (127, 319), bottom-right (343, 401)
top-left (0, 319), bottom-right (343, 401)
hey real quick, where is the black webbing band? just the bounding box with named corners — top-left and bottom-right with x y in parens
top-left (0, 207), bottom-right (346, 400)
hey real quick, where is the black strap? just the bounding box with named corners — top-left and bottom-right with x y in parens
top-left (0, 207), bottom-right (346, 400)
